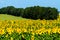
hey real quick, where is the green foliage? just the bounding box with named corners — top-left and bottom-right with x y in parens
top-left (0, 6), bottom-right (59, 20)
top-left (34, 33), bottom-right (60, 40)
top-left (23, 6), bottom-right (59, 20)
top-left (0, 33), bottom-right (60, 40)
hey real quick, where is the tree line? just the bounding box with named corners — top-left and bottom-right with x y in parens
top-left (0, 6), bottom-right (59, 20)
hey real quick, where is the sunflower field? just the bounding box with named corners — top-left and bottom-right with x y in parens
top-left (0, 16), bottom-right (60, 40)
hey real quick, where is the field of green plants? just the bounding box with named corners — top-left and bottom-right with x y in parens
top-left (0, 14), bottom-right (60, 40)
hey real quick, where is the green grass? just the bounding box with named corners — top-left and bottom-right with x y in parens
top-left (0, 14), bottom-right (27, 20)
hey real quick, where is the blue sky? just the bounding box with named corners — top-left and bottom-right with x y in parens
top-left (0, 0), bottom-right (60, 11)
